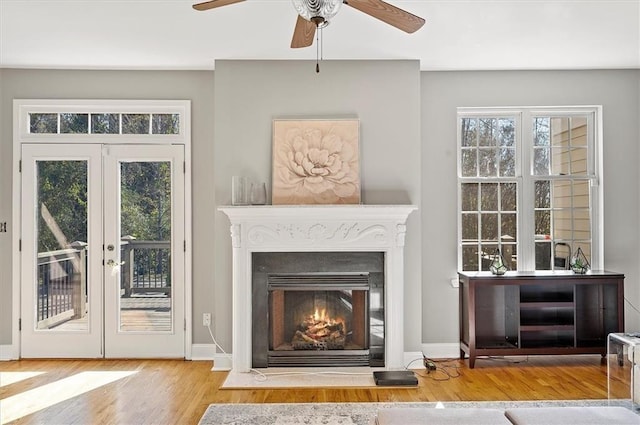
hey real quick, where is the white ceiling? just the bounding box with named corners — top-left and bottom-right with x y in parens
top-left (0, 0), bottom-right (638, 71)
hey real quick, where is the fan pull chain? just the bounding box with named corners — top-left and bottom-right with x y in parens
top-left (316, 27), bottom-right (321, 73)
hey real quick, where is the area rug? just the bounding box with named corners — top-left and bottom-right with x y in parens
top-left (198, 400), bottom-right (633, 425)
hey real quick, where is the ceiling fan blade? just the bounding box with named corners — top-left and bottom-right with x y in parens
top-left (192, 0), bottom-right (245, 12)
top-left (291, 15), bottom-right (317, 48)
top-left (344, 0), bottom-right (425, 33)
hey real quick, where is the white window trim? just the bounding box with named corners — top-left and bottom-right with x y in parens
top-left (11, 99), bottom-right (193, 360)
top-left (457, 105), bottom-right (603, 272)
top-left (15, 99), bottom-right (189, 143)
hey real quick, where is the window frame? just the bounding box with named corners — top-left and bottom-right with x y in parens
top-left (457, 106), bottom-right (603, 272)
top-left (15, 99), bottom-right (188, 144)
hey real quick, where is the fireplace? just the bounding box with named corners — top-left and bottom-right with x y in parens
top-left (252, 252), bottom-right (384, 367)
top-left (219, 205), bottom-right (416, 373)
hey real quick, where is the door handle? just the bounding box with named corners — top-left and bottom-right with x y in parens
top-left (107, 259), bottom-right (125, 267)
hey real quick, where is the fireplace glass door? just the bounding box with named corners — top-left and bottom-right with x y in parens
top-left (267, 273), bottom-right (371, 367)
top-left (271, 289), bottom-right (368, 352)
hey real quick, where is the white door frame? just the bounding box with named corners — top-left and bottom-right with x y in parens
top-left (11, 99), bottom-right (193, 359)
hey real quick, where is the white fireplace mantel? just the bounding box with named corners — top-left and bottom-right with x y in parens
top-left (218, 204), bottom-right (417, 372)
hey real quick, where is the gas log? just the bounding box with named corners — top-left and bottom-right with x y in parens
top-left (292, 315), bottom-right (346, 350)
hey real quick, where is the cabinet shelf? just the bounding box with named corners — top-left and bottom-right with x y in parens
top-left (520, 301), bottom-right (574, 309)
top-left (520, 285), bottom-right (574, 303)
top-left (520, 324), bottom-right (575, 331)
top-left (476, 339), bottom-right (518, 350)
top-left (520, 308), bottom-right (574, 327)
top-left (458, 271), bottom-right (624, 368)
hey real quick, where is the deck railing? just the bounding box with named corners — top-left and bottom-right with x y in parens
top-left (36, 241), bottom-right (87, 329)
top-left (120, 237), bottom-right (171, 297)
top-left (36, 237), bottom-right (170, 329)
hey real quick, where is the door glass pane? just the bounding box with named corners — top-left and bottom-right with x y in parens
top-left (118, 161), bottom-right (172, 332)
top-left (36, 161), bottom-right (89, 331)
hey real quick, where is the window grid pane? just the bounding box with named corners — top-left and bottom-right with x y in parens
top-left (60, 113), bottom-right (89, 134)
top-left (461, 181), bottom-right (518, 271)
top-left (152, 114), bottom-right (180, 135)
top-left (91, 113), bottom-right (120, 134)
top-left (461, 117), bottom-right (516, 178)
top-left (534, 178), bottom-right (591, 270)
top-left (30, 113), bottom-right (58, 134)
top-left (122, 114), bottom-right (150, 134)
top-left (536, 115), bottom-right (590, 177)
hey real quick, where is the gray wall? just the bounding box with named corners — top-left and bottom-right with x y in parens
top-left (0, 69), bottom-right (216, 346)
top-left (1, 65), bottom-right (638, 356)
top-left (421, 70), bottom-right (640, 341)
top-left (212, 60), bottom-right (423, 352)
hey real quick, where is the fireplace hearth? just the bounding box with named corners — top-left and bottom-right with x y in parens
top-left (252, 252), bottom-right (384, 368)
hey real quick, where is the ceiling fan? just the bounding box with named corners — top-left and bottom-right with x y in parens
top-left (192, 0), bottom-right (425, 49)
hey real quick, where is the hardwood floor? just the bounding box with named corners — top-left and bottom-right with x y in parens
top-left (0, 355), bottom-right (611, 425)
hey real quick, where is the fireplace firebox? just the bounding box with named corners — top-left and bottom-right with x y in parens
top-left (252, 252), bottom-right (384, 368)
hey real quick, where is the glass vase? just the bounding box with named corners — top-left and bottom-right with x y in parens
top-left (250, 182), bottom-right (267, 205)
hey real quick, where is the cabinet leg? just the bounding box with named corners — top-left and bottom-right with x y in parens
top-left (468, 356), bottom-right (475, 369)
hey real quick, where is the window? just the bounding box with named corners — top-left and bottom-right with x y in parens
top-left (24, 106), bottom-right (181, 137)
top-left (458, 107), bottom-right (601, 272)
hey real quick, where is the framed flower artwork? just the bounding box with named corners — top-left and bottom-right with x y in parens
top-left (272, 119), bottom-right (360, 205)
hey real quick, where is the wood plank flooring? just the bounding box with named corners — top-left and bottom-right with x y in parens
top-left (0, 355), bottom-right (611, 425)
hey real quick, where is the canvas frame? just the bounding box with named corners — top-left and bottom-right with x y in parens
top-left (271, 118), bottom-right (361, 205)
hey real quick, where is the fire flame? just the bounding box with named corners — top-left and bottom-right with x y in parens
top-left (314, 308), bottom-right (327, 322)
top-left (309, 308), bottom-right (346, 332)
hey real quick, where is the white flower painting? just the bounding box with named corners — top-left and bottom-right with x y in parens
top-left (272, 119), bottom-right (360, 205)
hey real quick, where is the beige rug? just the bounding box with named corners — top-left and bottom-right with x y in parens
top-left (221, 367), bottom-right (387, 389)
top-left (198, 401), bottom-right (630, 425)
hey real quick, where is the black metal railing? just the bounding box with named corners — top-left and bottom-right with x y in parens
top-left (36, 242), bottom-right (87, 328)
top-left (36, 237), bottom-right (171, 328)
top-left (120, 238), bottom-right (171, 296)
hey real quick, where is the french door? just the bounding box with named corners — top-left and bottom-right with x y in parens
top-left (20, 143), bottom-right (185, 358)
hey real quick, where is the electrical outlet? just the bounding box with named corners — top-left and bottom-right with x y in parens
top-left (202, 313), bottom-right (211, 327)
top-left (450, 278), bottom-right (459, 288)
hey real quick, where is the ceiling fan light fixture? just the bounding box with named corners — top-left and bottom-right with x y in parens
top-left (292, 0), bottom-right (342, 27)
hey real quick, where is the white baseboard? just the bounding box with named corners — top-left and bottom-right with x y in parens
top-left (1, 342), bottom-right (460, 365)
top-left (211, 354), bottom-right (232, 371)
top-left (191, 343), bottom-right (232, 370)
top-left (0, 344), bottom-right (18, 360)
top-left (421, 343), bottom-right (461, 360)
top-left (404, 344), bottom-right (460, 369)
top-left (191, 343), bottom-right (216, 360)
top-left (192, 344), bottom-right (460, 371)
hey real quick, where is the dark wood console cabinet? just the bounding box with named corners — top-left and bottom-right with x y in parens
top-left (459, 271), bottom-right (624, 368)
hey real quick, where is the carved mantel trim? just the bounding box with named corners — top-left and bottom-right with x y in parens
top-left (218, 204), bottom-right (417, 373)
